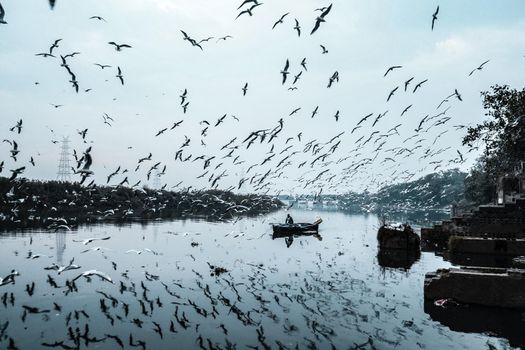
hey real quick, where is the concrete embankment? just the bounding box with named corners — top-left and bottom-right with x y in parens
top-left (424, 267), bottom-right (525, 309)
top-left (449, 236), bottom-right (525, 256)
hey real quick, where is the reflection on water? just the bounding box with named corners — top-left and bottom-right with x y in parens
top-left (55, 231), bottom-right (66, 265)
top-left (272, 232), bottom-right (323, 248)
top-left (0, 209), bottom-right (521, 349)
top-left (424, 301), bottom-right (525, 349)
top-left (377, 249), bottom-right (421, 270)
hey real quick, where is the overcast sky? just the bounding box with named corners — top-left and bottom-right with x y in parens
top-left (1, 0), bottom-right (524, 195)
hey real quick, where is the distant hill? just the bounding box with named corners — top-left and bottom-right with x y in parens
top-left (283, 169), bottom-right (467, 213)
top-left (369, 169), bottom-right (467, 210)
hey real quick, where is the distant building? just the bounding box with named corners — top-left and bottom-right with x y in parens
top-left (497, 162), bottom-right (525, 204)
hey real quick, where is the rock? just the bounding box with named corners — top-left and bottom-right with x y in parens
top-left (377, 223), bottom-right (420, 251)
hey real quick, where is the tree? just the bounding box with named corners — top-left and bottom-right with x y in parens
top-left (463, 85), bottom-right (525, 179)
top-left (464, 157), bottom-right (495, 205)
top-left (463, 85), bottom-right (525, 203)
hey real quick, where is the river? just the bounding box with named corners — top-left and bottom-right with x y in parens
top-left (0, 208), bottom-right (522, 349)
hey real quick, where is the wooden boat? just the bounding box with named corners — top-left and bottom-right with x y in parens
top-left (272, 218), bottom-right (322, 236)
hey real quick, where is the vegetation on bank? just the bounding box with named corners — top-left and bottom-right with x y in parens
top-left (463, 85), bottom-right (525, 205)
top-left (0, 177), bottom-right (283, 230)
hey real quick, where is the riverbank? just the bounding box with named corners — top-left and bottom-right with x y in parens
top-left (0, 177), bottom-right (283, 230)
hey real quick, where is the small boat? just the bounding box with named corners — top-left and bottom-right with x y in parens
top-left (272, 218), bottom-right (322, 236)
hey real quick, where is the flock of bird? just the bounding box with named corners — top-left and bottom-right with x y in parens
top-left (0, 0), bottom-right (494, 200)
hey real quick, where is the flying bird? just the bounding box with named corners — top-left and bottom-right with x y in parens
top-left (0, 1), bottom-right (7, 24)
top-left (108, 42), bottom-right (132, 51)
top-left (404, 77), bottom-right (414, 91)
top-left (413, 79), bottom-right (428, 93)
top-left (384, 65), bottom-right (402, 77)
top-left (116, 66), bottom-right (124, 85)
top-left (387, 86), bottom-right (399, 102)
top-left (236, 3), bottom-right (263, 19)
top-left (94, 63), bottom-right (111, 69)
top-left (272, 13), bottom-right (289, 29)
top-left (401, 105), bottom-right (413, 116)
top-left (35, 53), bottom-right (55, 58)
top-left (242, 82), bottom-right (248, 96)
top-left (327, 71), bottom-right (339, 88)
top-left (300, 57), bottom-right (307, 71)
top-left (10, 119), bottom-right (22, 134)
top-left (293, 19), bottom-right (301, 36)
top-left (357, 113), bottom-right (373, 126)
top-left (431, 5), bottom-right (439, 31)
top-left (468, 60), bottom-right (490, 76)
top-left (49, 39), bottom-right (62, 54)
top-left (237, 0), bottom-right (259, 10)
top-left (293, 71), bottom-right (302, 85)
top-left (320, 45), bottom-right (328, 54)
top-left (281, 59), bottom-right (290, 84)
top-left (311, 4), bottom-right (332, 35)
top-left (216, 35), bottom-right (233, 42)
top-left (9, 167), bottom-right (25, 181)
top-left (89, 15), bottom-right (106, 21)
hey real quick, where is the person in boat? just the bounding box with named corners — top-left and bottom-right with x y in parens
top-left (285, 214), bottom-right (294, 224)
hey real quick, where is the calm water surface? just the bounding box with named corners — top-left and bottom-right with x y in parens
top-left (0, 209), bottom-right (522, 349)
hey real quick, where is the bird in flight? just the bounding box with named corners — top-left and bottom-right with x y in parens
top-left (468, 60), bottom-right (490, 76)
top-left (272, 13), bottom-right (289, 29)
top-left (384, 65), bottom-right (402, 77)
top-left (404, 77), bottom-right (414, 91)
top-left (311, 4), bottom-right (332, 35)
top-left (242, 83), bottom-right (248, 96)
top-left (401, 105), bottom-right (413, 117)
top-left (281, 59), bottom-right (290, 85)
top-left (357, 113), bottom-right (373, 126)
top-left (9, 167), bottom-right (25, 181)
top-left (387, 86), bottom-right (399, 102)
top-left (94, 63), bottom-right (111, 69)
top-left (49, 39), bottom-right (62, 55)
top-left (108, 42), bottom-right (132, 51)
top-left (216, 35), bottom-right (233, 42)
top-left (35, 53), bottom-right (55, 58)
top-left (413, 79), bottom-right (428, 93)
top-left (10, 119), bottom-right (22, 134)
top-left (116, 66), bottom-right (124, 85)
top-left (0, 1), bottom-right (7, 24)
top-left (431, 5), bottom-right (439, 31)
top-left (181, 30), bottom-right (203, 50)
top-left (320, 45), bottom-right (328, 54)
top-left (300, 57), bottom-right (307, 71)
top-left (237, 0), bottom-right (259, 10)
top-left (236, 3), bottom-right (262, 19)
top-left (89, 15), bottom-right (106, 22)
top-left (293, 19), bottom-right (301, 37)
top-left (327, 71), bottom-right (339, 88)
